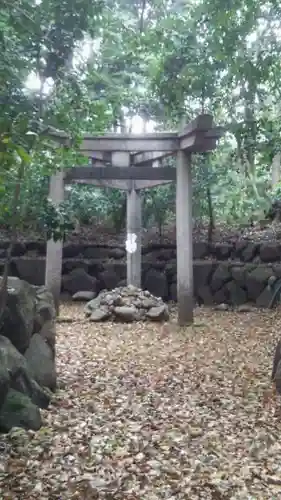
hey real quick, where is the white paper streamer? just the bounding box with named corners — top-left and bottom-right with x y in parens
top-left (125, 233), bottom-right (137, 254)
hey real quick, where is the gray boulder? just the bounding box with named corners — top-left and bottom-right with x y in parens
top-left (84, 296), bottom-right (103, 317)
top-left (0, 389), bottom-right (42, 432)
top-left (38, 320), bottom-right (56, 358)
top-left (256, 286), bottom-right (273, 308)
top-left (0, 277), bottom-right (36, 353)
top-left (226, 281), bottom-right (247, 306)
top-left (24, 334), bottom-right (56, 391)
top-left (108, 247), bottom-right (125, 259)
top-left (14, 258), bottom-right (45, 286)
top-left (0, 335), bottom-right (51, 409)
top-left (193, 261), bottom-right (214, 289)
top-left (196, 285), bottom-right (214, 305)
top-left (0, 366), bottom-right (10, 407)
top-left (33, 286), bottom-right (56, 333)
top-left (0, 278), bottom-right (56, 434)
top-left (11, 374), bottom-right (51, 409)
top-left (143, 269), bottom-right (168, 299)
top-left (62, 268), bottom-right (98, 295)
top-left (99, 269), bottom-right (119, 291)
top-left (246, 267), bottom-right (274, 301)
top-left (193, 242), bottom-right (208, 259)
top-left (0, 335), bottom-right (27, 377)
top-left (211, 264), bottom-right (231, 292)
top-left (241, 243), bottom-right (258, 262)
top-left (260, 243), bottom-right (281, 263)
top-left (231, 265), bottom-right (247, 288)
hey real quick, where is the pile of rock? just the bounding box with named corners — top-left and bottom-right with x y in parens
top-left (85, 285), bottom-right (169, 322)
top-left (0, 277), bottom-right (56, 432)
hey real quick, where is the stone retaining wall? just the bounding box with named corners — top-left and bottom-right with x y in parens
top-left (1, 239), bottom-right (281, 306)
top-left (1, 254), bottom-right (281, 307)
top-left (0, 239), bottom-right (281, 262)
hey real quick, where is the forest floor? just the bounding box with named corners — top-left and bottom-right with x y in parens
top-left (2, 219), bottom-right (281, 246)
top-left (1, 304), bottom-right (281, 499)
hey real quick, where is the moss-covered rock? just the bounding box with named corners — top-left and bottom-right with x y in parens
top-left (0, 389), bottom-right (42, 432)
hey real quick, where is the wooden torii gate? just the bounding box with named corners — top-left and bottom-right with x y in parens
top-left (47, 114), bottom-right (224, 325)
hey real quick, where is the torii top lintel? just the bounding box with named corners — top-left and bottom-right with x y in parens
top-left (48, 114), bottom-right (224, 155)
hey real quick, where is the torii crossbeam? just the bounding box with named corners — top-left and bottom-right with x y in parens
top-left (46, 114), bottom-right (224, 325)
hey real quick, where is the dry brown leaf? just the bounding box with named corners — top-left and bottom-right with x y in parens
top-left (1, 304), bottom-right (281, 499)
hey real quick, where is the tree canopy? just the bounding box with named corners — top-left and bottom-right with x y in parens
top-left (1, 0), bottom-right (281, 238)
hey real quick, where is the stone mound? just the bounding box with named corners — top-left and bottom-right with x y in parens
top-left (84, 285), bottom-right (169, 322)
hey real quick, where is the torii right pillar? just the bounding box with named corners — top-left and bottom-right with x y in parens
top-left (176, 150), bottom-right (194, 326)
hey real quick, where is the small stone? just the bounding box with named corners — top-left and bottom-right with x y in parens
top-left (113, 295), bottom-right (123, 306)
top-left (236, 304), bottom-right (253, 313)
top-left (141, 298), bottom-right (157, 309)
top-left (146, 304), bottom-right (169, 321)
top-left (72, 291), bottom-right (96, 301)
top-left (114, 306), bottom-right (138, 322)
top-left (93, 454), bottom-right (103, 464)
top-left (0, 461), bottom-right (6, 473)
top-left (148, 459), bottom-right (161, 469)
top-left (214, 303), bottom-right (229, 311)
top-left (90, 308), bottom-right (111, 322)
top-left (84, 296), bottom-right (102, 316)
top-left (126, 285), bottom-right (139, 295)
top-left (189, 426), bottom-right (203, 438)
top-left (133, 299), bottom-right (143, 308)
top-left (8, 427), bottom-right (30, 447)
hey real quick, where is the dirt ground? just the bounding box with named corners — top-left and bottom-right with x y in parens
top-left (1, 304), bottom-right (281, 499)
top-left (1, 219), bottom-right (281, 247)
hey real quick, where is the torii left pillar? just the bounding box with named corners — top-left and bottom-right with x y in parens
top-left (45, 171), bottom-right (64, 314)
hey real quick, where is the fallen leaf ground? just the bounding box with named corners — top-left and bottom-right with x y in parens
top-left (1, 304), bottom-right (281, 499)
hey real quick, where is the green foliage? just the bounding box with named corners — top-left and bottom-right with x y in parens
top-left (103, 190), bottom-right (127, 232)
top-left (142, 185), bottom-right (175, 236)
top-left (0, 0), bottom-right (109, 241)
top-left (38, 199), bottom-right (75, 241)
top-left (64, 186), bottom-right (105, 225)
top-left (64, 185), bottom-right (127, 231)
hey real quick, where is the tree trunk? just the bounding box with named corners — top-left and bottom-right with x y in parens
top-left (234, 130), bottom-right (245, 174)
top-left (271, 152), bottom-right (281, 188)
top-left (0, 162), bottom-right (24, 322)
top-left (207, 186), bottom-right (214, 243)
top-left (242, 73), bottom-right (257, 177)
